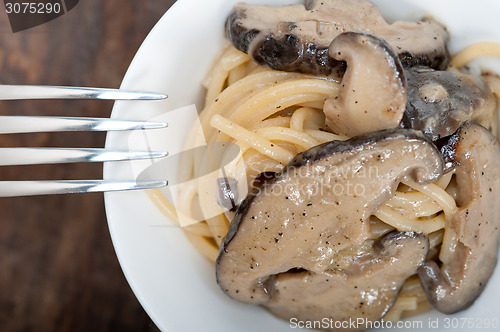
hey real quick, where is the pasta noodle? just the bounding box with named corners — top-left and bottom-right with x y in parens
top-left (149, 41), bottom-right (500, 322)
top-left (450, 42), bottom-right (500, 68)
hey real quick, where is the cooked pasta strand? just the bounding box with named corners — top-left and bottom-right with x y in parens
top-left (230, 79), bottom-right (339, 127)
top-left (451, 42), bottom-right (500, 68)
top-left (255, 126), bottom-right (320, 150)
top-left (210, 114), bottom-right (295, 165)
top-left (402, 180), bottom-right (458, 218)
top-left (374, 205), bottom-right (446, 234)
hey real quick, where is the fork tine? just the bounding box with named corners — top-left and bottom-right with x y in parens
top-left (0, 85), bottom-right (169, 195)
top-left (0, 85), bottom-right (167, 100)
top-left (0, 116), bottom-right (167, 134)
top-left (0, 180), bottom-right (167, 197)
top-left (0, 148), bottom-right (168, 166)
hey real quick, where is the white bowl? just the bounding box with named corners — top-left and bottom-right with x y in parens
top-left (104, 0), bottom-right (500, 331)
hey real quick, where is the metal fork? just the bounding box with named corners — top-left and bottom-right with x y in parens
top-left (0, 84), bottom-right (169, 197)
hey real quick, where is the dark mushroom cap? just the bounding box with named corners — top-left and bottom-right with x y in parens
top-left (225, 0), bottom-right (449, 78)
top-left (402, 67), bottom-right (496, 141)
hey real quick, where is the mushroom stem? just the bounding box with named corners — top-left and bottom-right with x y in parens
top-left (324, 32), bottom-right (407, 136)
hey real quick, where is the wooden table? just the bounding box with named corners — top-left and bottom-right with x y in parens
top-left (0, 1), bottom-right (176, 330)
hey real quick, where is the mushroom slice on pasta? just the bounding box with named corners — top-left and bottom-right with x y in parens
top-left (402, 67), bottom-right (496, 141)
top-left (225, 0), bottom-right (449, 77)
top-left (216, 128), bottom-right (443, 325)
top-left (266, 231), bottom-right (428, 331)
top-left (266, 231), bottom-right (429, 329)
top-left (418, 122), bottom-right (500, 314)
top-left (324, 32), bottom-right (407, 136)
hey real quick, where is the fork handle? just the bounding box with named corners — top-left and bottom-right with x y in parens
top-left (0, 148), bottom-right (168, 166)
top-left (0, 85), bottom-right (167, 100)
top-left (0, 116), bottom-right (167, 134)
top-left (0, 180), bottom-right (167, 197)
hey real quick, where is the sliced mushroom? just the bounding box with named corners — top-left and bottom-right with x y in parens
top-left (225, 0), bottom-right (449, 77)
top-left (216, 128), bottom-right (443, 319)
top-left (266, 231), bottom-right (429, 329)
top-left (324, 32), bottom-right (406, 136)
top-left (402, 67), bottom-right (496, 141)
top-left (418, 123), bottom-right (500, 314)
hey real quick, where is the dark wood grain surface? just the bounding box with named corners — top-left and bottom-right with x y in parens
top-left (0, 1), bottom-right (176, 331)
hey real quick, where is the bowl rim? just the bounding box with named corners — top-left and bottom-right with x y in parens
top-left (104, 0), bottom-right (500, 331)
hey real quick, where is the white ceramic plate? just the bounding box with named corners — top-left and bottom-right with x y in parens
top-left (104, 0), bottom-right (500, 331)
